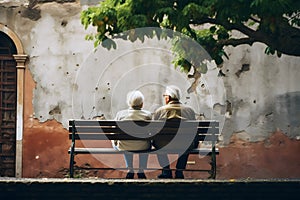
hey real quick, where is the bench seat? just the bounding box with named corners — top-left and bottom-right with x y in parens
top-left (68, 120), bottom-right (220, 179)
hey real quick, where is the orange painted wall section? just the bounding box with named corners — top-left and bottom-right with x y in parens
top-left (22, 124), bottom-right (300, 179)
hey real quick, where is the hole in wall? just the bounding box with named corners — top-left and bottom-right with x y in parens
top-left (61, 20), bottom-right (68, 27)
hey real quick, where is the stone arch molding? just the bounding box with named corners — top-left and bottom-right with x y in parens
top-left (0, 24), bottom-right (24, 54)
top-left (0, 23), bottom-right (28, 177)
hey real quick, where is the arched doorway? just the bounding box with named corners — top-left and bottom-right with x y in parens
top-left (0, 24), bottom-right (27, 177)
top-left (0, 31), bottom-right (17, 176)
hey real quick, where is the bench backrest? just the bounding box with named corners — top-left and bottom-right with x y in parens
top-left (69, 120), bottom-right (219, 143)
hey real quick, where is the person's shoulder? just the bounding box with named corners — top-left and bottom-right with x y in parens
top-left (155, 104), bottom-right (169, 111)
top-left (141, 109), bottom-right (152, 115)
top-left (115, 109), bottom-right (129, 119)
top-left (152, 106), bottom-right (164, 116)
top-left (152, 105), bottom-right (166, 119)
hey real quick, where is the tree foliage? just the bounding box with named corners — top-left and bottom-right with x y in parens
top-left (81, 0), bottom-right (300, 74)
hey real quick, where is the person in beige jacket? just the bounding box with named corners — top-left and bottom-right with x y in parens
top-left (113, 90), bottom-right (152, 179)
top-left (153, 85), bottom-right (196, 179)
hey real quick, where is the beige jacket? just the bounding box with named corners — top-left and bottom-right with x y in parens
top-left (113, 107), bottom-right (152, 151)
top-left (153, 101), bottom-right (196, 120)
top-left (152, 101), bottom-right (196, 149)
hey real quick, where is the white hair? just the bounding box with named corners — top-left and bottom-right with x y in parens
top-left (165, 85), bottom-right (181, 100)
top-left (126, 90), bottom-right (144, 107)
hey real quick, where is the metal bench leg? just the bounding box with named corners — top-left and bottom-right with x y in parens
top-left (209, 146), bottom-right (217, 179)
top-left (69, 120), bottom-right (76, 178)
top-left (69, 152), bottom-right (75, 178)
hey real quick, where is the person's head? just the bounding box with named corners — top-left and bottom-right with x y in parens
top-left (127, 90), bottom-right (144, 108)
top-left (163, 85), bottom-right (181, 104)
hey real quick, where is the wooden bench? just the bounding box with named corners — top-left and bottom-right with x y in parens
top-left (68, 119), bottom-right (220, 179)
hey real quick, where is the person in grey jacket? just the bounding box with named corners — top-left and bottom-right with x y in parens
top-left (113, 90), bottom-right (152, 179)
top-left (153, 85), bottom-right (196, 179)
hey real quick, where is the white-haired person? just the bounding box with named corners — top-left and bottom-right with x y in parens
top-left (113, 90), bottom-right (152, 179)
top-left (152, 85), bottom-right (196, 179)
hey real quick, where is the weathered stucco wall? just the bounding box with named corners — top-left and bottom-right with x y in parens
top-left (221, 43), bottom-right (300, 144)
top-left (0, 0), bottom-right (299, 178)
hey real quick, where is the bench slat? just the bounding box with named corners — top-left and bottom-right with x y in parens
top-left (68, 133), bottom-right (219, 141)
top-left (69, 120), bottom-right (219, 128)
top-left (69, 127), bottom-right (183, 133)
top-left (69, 127), bottom-right (219, 134)
top-left (69, 147), bottom-right (219, 155)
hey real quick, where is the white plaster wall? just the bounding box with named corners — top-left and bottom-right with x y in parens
top-left (28, 3), bottom-right (92, 125)
top-left (1, 1), bottom-right (299, 145)
top-left (0, 2), bottom-right (95, 125)
top-left (72, 36), bottom-right (224, 122)
top-left (221, 43), bottom-right (300, 143)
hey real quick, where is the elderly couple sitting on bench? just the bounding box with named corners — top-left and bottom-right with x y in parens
top-left (112, 85), bottom-right (196, 179)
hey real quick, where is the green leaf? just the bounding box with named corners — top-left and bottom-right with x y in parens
top-left (264, 46), bottom-right (275, 55)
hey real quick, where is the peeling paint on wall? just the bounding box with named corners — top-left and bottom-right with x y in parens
top-left (220, 44), bottom-right (300, 144)
top-left (235, 64), bottom-right (250, 78)
top-left (20, 8), bottom-right (41, 21)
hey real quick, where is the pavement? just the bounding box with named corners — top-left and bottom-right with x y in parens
top-left (0, 178), bottom-right (299, 199)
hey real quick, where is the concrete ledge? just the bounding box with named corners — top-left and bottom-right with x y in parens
top-left (0, 178), bottom-right (299, 199)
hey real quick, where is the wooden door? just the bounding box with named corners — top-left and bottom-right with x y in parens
top-left (0, 32), bottom-right (17, 177)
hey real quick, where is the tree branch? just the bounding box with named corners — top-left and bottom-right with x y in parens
top-left (190, 17), bottom-right (267, 44)
top-left (190, 17), bottom-right (257, 36)
top-left (217, 37), bottom-right (256, 47)
top-left (190, 17), bottom-right (218, 26)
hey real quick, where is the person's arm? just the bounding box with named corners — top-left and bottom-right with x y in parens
top-left (191, 109), bottom-right (196, 120)
top-left (152, 110), bottom-right (160, 120)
